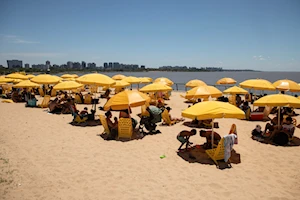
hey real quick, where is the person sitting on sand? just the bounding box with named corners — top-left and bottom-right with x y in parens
top-left (177, 129), bottom-right (197, 151)
top-left (166, 107), bottom-right (184, 122)
top-left (101, 89), bottom-right (111, 99)
top-left (80, 107), bottom-right (89, 118)
top-left (199, 130), bottom-right (222, 149)
top-left (240, 101), bottom-right (251, 113)
top-left (119, 107), bottom-right (138, 129)
top-left (267, 116), bottom-right (295, 142)
top-left (157, 99), bottom-right (165, 109)
top-left (105, 111), bottom-right (118, 140)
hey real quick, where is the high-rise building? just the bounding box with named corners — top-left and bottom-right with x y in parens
top-left (103, 62), bottom-right (108, 69)
top-left (7, 60), bottom-right (22, 68)
top-left (25, 63), bottom-right (30, 68)
top-left (108, 62), bottom-right (113, 68)
top-left (81, 61), bottom-right (86, 68)
top-left (45, 60), bottom-right (50, 69)
top-left (113, 62), bottom-right (120, 69)
top-left (73, 62), bottom-right (81, 69)
top-left (67, 61), bottom-right (73, 69)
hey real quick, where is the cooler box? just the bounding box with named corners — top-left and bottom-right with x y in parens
top-left (250, 112), bottom-right (264, 121)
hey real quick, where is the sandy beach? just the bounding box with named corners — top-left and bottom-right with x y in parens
top-left (1, 91), bottom-right (300, 200)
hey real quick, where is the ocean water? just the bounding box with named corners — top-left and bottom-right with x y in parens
top-left (56, 71), bottom-right (300, 93)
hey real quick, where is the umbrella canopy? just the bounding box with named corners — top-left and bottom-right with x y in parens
top-left (13, 80), bottom-right (40, 88)
top-left (154, 77), bottom-right (173, 86)
top-left (184, 86), bottom-right (222, 99)
top-left (6, 73), bottom-right (28, 80)
top-left (104, 90), bottom-right (150, 111)
top-left (139, 83), bottom-right (173, 92)
top-left (72, 74), bottom-right (79, 78)
top-left (112, 74), bottom-right (126, 80)
top-left (182, 101), bottom-right (245, 120)
top-left (12, 79), bottom-right (23, 83)
top-left (185, 79), bottom-right (207, 88)
top-left (139, 77), bottom-right (152, 83)
top-left (111, 80), bottom-right (130, 88)
top-left (62, 77), bottom-right (76, 81)
top-left (61, 74), bottom-right (76, 78)
top-left (0, 76), bottom-right (13, 83)
top-left (31, 74), bottom-right (61, 84)
top-left (240, 79), bottom-right (275, 91)
top-left (216, 77), bottom-right (237, 85)
top-left (76, 73), bottom-right (115, 86)
top-left (122, 76), bottom-right (141, 84)
top-left (273, 79), bottom-right (300, 92)
top-left (223, 86), bottom-right (249, 95)
top-left (253, 94), bottom-right (300, 108)
top-left (53, 81), bottom-right (83, 90)
top-left (26, 74), bottom-right (35, 79)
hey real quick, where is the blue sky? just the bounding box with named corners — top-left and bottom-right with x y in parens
top-left (0, 0), bottom-right (299, 71)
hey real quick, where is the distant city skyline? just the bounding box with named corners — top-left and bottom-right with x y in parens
top-left (0, 0), bottom-right (299, 71)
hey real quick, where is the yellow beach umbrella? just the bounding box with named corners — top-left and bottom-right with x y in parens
top-left (216, 77), bottom-right (237, 85)
top-left (112, 74), bottom-right (126, 80)
top-left (122, 76), bottom-right (141, 84)
top-left (13, 80), bottom-right (40, 88)
top-left (72, 74), bottom-right (79, 78)
top-left (104, 90), bottom-right (150, 111)
top-left (61, 74), bottom-right (76, 79)
top-left (31, 74), bottom-right (61, 84)
top-left (62, 77), bottom-right (76, 81)
top-left (254, 94), bottom-right (300, 125)
top-left (223, 86), bottom-right (249, 95)
top-left (6, 73), bottom-right (28, 80)
top-left (111, 80), bottom-right (130, 88)
top-left (12, 79), bottom-right (23, 83)
top-left (273, 79), bottom-right (300, 92)
top-left (253, 94), bottom-right (300, 108)
top-left (53, 81), bottom-right (83, 90)
top-left (240, 79), bottom-right (275, 91)
top-left (0, 76), bottom-right (13, 83)
top-left (139, 77), bottom-right (152, 83)
top-left (139, 83), bottom-right (172, 92)
top-left (182, 101), bottom-right (245, 146)
top-left (184, 85), bottom-right (222, 99)
top-left (76, 73), bottom-right (115, 86)
top-left (154, 77), bottom-right (173, 86)
top-left (185, 79), bottom-right (207, 88)
top-left (26, 74), bottom-right (35, 79)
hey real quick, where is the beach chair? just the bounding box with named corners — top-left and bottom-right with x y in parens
top-left (206, 138), bottom-right (228, 167)
top-left (99, 115), bottom-right (110, 135)
top-left (161, 109), bottom-right (176, 126)
top-left (51, 89), bottom-right (56, 97)
top-left (38, 95), bottom-right (50, 108)
top-left (38, 88), bottom-right (45, 97)
top-left (228, 95), bottom-right (236, 106)
top-left (84, 94), bottom-right (92, 104)
top-left (118, 118), bottom-right (133, 139)
top-left (73, 115), bottom-right (88, 123)
top-left (90, 85), bottom-right (98, 93)
top-left (74, 94), bottom-right (82, 104)
top-left (141, 105), bottom-right (150, 117)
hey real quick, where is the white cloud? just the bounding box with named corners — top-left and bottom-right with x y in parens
top-left (0, 34), bottom-right (39, 44)
top-left (253, 55), bottom-right (269, 61)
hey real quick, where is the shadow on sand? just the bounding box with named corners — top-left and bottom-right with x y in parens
top-left (177, 145), bottom-right (241, 170)
top-left (98, 129), bottom-right (161, 142)
top-left (69, 119), bottom-right (102, 127)
top-left (252, 136), bottom-right (300, 147)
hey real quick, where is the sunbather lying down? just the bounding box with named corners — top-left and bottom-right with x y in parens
top-left (166, 107), bottom-right (184, 122)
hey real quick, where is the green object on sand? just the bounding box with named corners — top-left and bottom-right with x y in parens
top-left (160, 155), bottom-right (166, 159)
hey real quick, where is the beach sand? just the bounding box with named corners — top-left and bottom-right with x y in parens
top-left (1, 91), bottom-right (300, 200)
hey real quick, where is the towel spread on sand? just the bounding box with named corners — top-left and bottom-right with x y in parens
top-left (224, 134), bottom-right (237, 162)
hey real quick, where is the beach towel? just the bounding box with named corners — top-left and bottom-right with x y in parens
top-left (223, 134), bottom-right (237, 162)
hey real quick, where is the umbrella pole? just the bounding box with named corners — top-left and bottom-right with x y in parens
top-left (278, 106), bottom-right (281, 125)
top-left (211, 119), bottom-right (214, 148)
